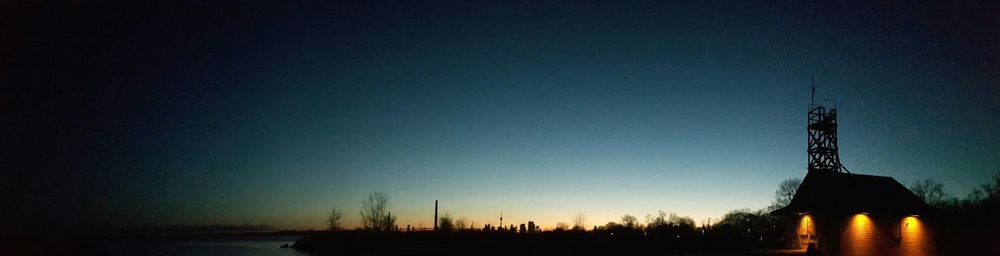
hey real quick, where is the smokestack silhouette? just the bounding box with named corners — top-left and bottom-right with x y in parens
top-left (434, 200), bottom-right (438, 231)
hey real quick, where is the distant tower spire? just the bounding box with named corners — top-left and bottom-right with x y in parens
top-left (807, 84), bottom-right (849, 173)
top-left (499, 211), bottom-right (503, 229)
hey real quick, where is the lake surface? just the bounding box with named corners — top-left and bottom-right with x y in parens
top-left (91, 234), bottom-right (310, 256)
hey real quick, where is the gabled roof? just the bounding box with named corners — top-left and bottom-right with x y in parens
top-left (772, 171), bottom-right (933, 216)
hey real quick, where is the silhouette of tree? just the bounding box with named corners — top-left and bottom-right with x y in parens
top-left (646, 210), bottom-right (669, 228)
top-left (438, 213), bottom-right (454, 231)
top-left (327, 207), bottom-right (343, 231)
top-left (572, 213), bottom-right (587, 231)
top-left (644, 210), bottom-right (696, 238)
top-left (620, 214), bottom-right (638, 229)
top-left (601, 221), bottom-right (619, 231)
top-left (910, 178), bottom-right (952, 207)
top-left (554, 222), bottom-right (569, 231)
top-left (715, 208), bottom-right (779, 241)
top-left (986, 173), bottom-right (1000, 198)
top-left (360, 192), bottom-right (396, 231)
top-left (455, 217), bottom-right (467, 230)
top-left (773, 178), bottom-right (801, 208)
top-left (965, 172), bottom-right (1000, 208)
top-left (667, 213), bottom-right (695, 229)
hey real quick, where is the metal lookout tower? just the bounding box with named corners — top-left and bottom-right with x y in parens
top-left (807, 78), bottom-right (849, 173)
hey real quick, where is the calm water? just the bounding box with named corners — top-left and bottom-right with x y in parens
top-left (92, 235), bottom-right (311, 256)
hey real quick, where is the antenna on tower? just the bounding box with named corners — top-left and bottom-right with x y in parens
top-left (811, 76), bottom-right (816, 107)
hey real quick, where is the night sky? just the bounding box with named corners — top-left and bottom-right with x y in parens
top-left (4, 1), bottom-right (998, 233)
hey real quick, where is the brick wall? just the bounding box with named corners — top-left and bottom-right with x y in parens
top-left (841, 214), bottom-right (877, 256)
top-left (823, 214), bottom-right (935, 256)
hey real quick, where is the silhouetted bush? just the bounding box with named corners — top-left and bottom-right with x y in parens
top-left (438, 214), bottom-right (453, 231)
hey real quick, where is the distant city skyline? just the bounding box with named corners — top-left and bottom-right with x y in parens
top-left (5, 1), bottom-right (997, 232)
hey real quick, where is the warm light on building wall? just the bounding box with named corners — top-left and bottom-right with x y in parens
top-left (900, 216), bottom-right (932, 256)
top-left (842, 213), bottom-right (876, 256)
top-left (798, 215), bottom-right (816, 249)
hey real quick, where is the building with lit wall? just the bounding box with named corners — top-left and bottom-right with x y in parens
top-left (772, 171), bottom-right (935, 256)
top-left (771, 98), bottom-right (936, 255)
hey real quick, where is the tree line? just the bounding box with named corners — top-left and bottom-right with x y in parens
top-left (322, 176), bottom-right (798, 236)
top-left (909, 173), bottom-right (1000, 211)
top-left (323, 172), bottom-right (999, 237)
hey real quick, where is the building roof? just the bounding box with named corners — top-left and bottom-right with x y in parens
top-left (771, 171), bottom-right (933, 216)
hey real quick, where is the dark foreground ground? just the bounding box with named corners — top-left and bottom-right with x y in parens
top-left (292, 231), bottom-right (800, 256)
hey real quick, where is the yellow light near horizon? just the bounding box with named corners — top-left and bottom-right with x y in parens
top-left (900, 216), bottom-right (931, 256)
top-left (842, 214), bottom-right (875, 256)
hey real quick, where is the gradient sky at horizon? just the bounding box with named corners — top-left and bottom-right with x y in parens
top-left (5, 1), bottom-right (999, 231)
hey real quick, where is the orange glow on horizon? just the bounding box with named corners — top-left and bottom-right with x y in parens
top-left (842, 214), bottom-right (875, 256)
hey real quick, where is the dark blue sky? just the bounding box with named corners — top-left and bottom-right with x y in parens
top-left (4, 1), bottom-right (998, 231)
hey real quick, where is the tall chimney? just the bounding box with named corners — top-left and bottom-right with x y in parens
top-left (434, 200), bottom-right (438, 231)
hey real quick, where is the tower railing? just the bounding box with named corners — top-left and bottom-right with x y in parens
top-left (807, 102), bottom-right (849, 173)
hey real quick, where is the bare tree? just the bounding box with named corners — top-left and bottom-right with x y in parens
top-left (621, 214), bottom-right (638, 229)
top-left (647, 210), bottom-right (669, 228)
top-left (455, 217), bottom-right (468, 230)
top-left (910, 178), bottom-right (949, 207)
top-left (572, 213), bottom-right (587, 231)
top-left (965, 172), bottom-right (1000, 206)
top-left (774, 178), bottom-right (802, 208)
top-left (360, 192), bottom-right (396, 231)
top-left (328, 207), bottom-right (343, 231)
